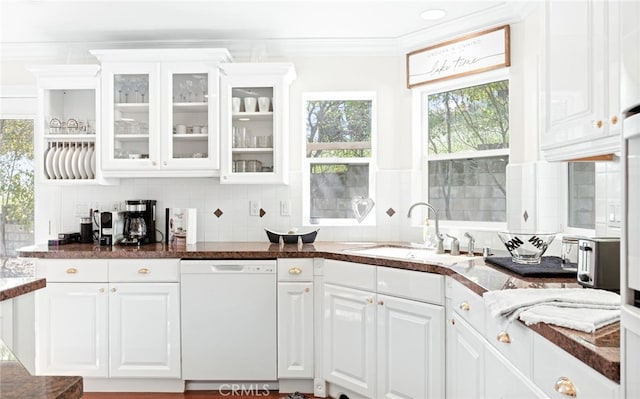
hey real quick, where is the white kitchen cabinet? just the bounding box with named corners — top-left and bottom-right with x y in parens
top-left (109, 282), bottom-right (180, 378)
top-left (322, 261), bottom-right (444, 399)
top-left (533, 333), bottom-right (620, 399)
top-left (29, 65), bottom-right (115, 185)
top-left (277, 259), bottom-right (314, 379)
top-left (485, 342), bottom-right (546, 399)
top-left (36, 282), bottom-right (109, 377)
top-left (446, 311), bottom-right (485, 399)
top-left (323, 283), bottom-right (376, 398)
top-left (541, 0), bottom-right (621, 160)
top-left (91, 49), bottom-right (231, 177)
top-left (34, 258), bottom-right (181, 381)
top-left (219, 63), bottom-right (296, 184)
top-left (376, 294), bottom-right (444, 399)
top-left (0, 300), bottom-right (13, 347)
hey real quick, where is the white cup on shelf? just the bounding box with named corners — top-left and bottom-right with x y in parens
top-left (244, 97), bottom-right (257, 113)
top-left (232, 97), bottom-right (241, 113)
top-left (258, 97), bottom-right (271, 112)
top-left (176, 124), bottom-right (187, 135)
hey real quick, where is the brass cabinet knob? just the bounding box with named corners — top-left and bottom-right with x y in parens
top-left (611, 115), bottom-right (618, 125)
top-left (111, 287), bottom-right (117, 293)
top-left (378, 300), bottom-right (384, 306)
top-left (554, 376), bottom-right (577, 397)
top-left (366, 297), bottom-right (374, 304)
top-left (288, 267), bottom-right (302, 275)
top-left (99, 288), bottom-right (105, 293)
top-left (459, 301), bottom-right (470, 311)
top-left (304, 287), bottom-right (310, 293)
top-left (595, 120), bottom-right (603, 128)
top-left (138, 268), bottom-right (150, 274)
top-left (497, 331), bottom-right (511, 344)
top-left (66, 268), bottom-right (78, 274)
top-left (152, 161), bottom-right (157, 166)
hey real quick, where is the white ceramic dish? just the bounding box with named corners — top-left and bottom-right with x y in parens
top-left (70, 145), bottom-right (80, 179)
top-left (85, 146), bottom-right (94, 179)
top-left (58, 146), bottom-right (69, 179)
top-left (51, 145), bottom-right (61, 179)
top-left (78, 146), bottom-right (88, 179)
top-left (43, 146), bottom-right (52, 179)
top-left (90, 149), bottom-right (96, 176)
top-left (65, 145), bottom-right (75, 179)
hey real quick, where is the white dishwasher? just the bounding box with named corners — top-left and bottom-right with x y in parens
top-left (181, 260), bottom-right (277, 381)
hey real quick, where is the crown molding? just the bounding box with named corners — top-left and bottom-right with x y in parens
top-left (0, 3), bottom-right (537, 62)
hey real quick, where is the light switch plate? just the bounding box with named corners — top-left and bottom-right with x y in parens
top-left (250, 200), bottom-right (261, 216)
top-left (280, 200), bottom-right (291, 216)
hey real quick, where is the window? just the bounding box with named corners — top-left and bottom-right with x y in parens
top-left (0, 118), bottom-right (34, 274)
top-left (567, 162), bottom-right (595, 229)
top-left (303, 92), bottom-right (376, 226)
top-left (424, 78), bottom-right (509, 222)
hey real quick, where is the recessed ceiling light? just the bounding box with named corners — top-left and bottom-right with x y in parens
top-left (420, 9), bottom-right (447, 21)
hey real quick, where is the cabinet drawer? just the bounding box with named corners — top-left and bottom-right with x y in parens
top-left (446, 277), bottom-right (485, 334)
top-left (36, 259), bottom-right (108, 282)
top-left (324, 260), bottom-right (376, 291)
top-left (484, 312), bottom-right (533, 376)
top-left (109, 259), bottom-right (179, 282)
top-left (377, 267), bottom-right (444, 305)
top-left (533, 334), bottom-right (620, 399)
top-left (277, 258), bottom-right (314, 281)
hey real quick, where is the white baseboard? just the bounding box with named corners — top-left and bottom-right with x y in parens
top-left (278, 379), bottom-right (314, 393)
top-left (84, 378), bottom-right (185, 392)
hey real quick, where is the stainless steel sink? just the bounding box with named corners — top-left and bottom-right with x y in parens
top-left (346, 245), bottom-right (477, 266)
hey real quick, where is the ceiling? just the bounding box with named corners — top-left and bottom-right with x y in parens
top-left (0, 0), bottom-right (529, 60)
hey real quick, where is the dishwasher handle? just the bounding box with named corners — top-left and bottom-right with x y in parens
top-left (211, 264), bottom-right (245, 272)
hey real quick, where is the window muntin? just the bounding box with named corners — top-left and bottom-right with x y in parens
top-left (303, 92), bottom-right (375, 226)
top-left (424, 78), bottom-right (509, 223)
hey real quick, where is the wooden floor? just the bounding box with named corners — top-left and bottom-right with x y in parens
top-left (83, 392), bottom-right (313, 399)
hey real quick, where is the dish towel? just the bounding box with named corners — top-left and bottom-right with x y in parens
top-left (483, 288), bottom-right (620, 333)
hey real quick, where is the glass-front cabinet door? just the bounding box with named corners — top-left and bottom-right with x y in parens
top-left (161, 63), bottom-right (219, 171)
top-left (220, 63), bottom-right (296, 184)
top-left (100, 63), bottom-right (160, 173)
top-left (92, 49), bottom-right (231, 177)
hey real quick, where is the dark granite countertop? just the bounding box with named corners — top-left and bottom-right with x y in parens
top-left (0, 337), bottom-right (82, 399)
top-left (0, 277), bottom-right (46, 302)
top-left (17, 240), bottom-right (620, 383)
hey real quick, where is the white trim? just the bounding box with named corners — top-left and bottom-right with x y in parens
top-left (302, 91), bottom-right (377, 227)
top-left (412, 70), bottom-right (510, 227)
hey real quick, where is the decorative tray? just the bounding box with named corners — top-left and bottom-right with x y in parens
top-left (265, 228), bottom-right (319, 244)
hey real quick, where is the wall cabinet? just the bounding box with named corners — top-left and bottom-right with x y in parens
top-left (34, 258), bottom-right (181, 380)
top-left (29, 65), bottom-right (115, 185)
top-left (91, 49), bottom-right (231, 177)
top-left (277, 259), bottom-right (314, 379)
top-left (322, 260), bottom-right (444, 399)
top-left (541, 0), bottom-right (621, 160)
top-left (219, 63), bottom-right (296, 184)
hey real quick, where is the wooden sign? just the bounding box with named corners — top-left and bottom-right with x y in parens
top-left (406, 25), bottom-right (510, 88)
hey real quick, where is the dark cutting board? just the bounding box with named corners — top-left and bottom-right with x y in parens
top-left (485, 256), bottom-right (577, 277)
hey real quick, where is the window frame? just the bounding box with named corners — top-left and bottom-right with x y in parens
top-left (414, 69), bottom-right (510, 229)
top-left (302, 91), bottom-right (377, 227)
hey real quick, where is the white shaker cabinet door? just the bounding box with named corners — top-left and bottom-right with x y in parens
top-left (376, 294), bottom-right (445, 399)
top-left (323, 283), bottom-right (376, 398)
top-left (485, 342), bottom-right (546, 399)
top-left (446, 311), bottom-right (485, 399)
top-left (108, 283), bottom-right (181, 378)
top-left (278, 281), bottom-right (314, 378)
top-left (36, 283), bottom-right (109, 377)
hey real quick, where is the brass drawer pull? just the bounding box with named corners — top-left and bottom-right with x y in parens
top-left (459, 301), bottom-right (470, 311)
top-left (554, 376), bottom-right (577, 397)
top-left (138, 268), bottom-right (151, 274)
top-left (497, 331), bottom-right (511, 344)
top-left (288, 267), bottom-right (302, 275)
top-left (66, 268), bottom-right (78, 274)
top-left (304, 287), bottom-right (310, 293)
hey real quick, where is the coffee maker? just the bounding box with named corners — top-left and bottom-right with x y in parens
top-left (121, 200), bottom-right (157, 245)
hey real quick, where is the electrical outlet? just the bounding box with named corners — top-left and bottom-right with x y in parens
top-left (250, 200), bottom-right (261, 216)
top-left (280, 200), bottom-right (291, 216)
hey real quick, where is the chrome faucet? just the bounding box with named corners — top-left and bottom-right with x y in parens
top-left (407, 202), bottom-right (445, 254)
top-left (464, 232), bottom-right (476, 257)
